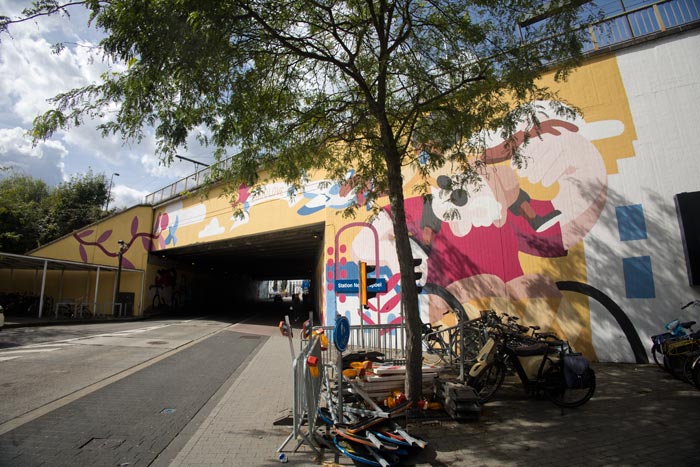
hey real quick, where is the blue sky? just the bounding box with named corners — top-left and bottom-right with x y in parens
top-left (0, 1), bottom-right (215, 209)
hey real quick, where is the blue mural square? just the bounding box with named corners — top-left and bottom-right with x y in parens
top-left (623, 256), bottom-right (656, 299)
top-left (616, 204), bottom-right (648, 241)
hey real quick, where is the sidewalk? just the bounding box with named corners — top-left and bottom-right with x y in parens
top-left (157, 328), bottom-right (700, 467)
top-left (5, 317), bottom-right (698, 466)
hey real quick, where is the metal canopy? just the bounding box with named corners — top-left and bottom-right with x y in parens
top-left (0, 252), bottom-right (130, 272)
top-left (0, 252), bottom-right (143, 318)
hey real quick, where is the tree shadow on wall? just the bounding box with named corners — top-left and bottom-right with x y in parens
top-left (519, 177), bottom-right (693, 364)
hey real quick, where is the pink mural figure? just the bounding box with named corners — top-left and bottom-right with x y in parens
top-left (351, 103), bottom-right (611, 351)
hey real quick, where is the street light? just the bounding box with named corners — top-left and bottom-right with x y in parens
top-left (114, 240), bottom-right (127, 317)
top-left (105, 172), bottom-right (120, 211)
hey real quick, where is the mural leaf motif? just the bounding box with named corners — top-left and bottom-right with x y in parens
top-left (96, 230), bottom-right (112, 243)
top-left (131, 216), bottom-right (139, 236)
top-left (379, 294), bottom-right (401, 314)
top-left (142, 236), bottom-right (152, 251)
top-left (79, 244), bottom-right (88, 263)
top-left (122, 258), bottom-right (135, 269)
top-left (77, 230), bottom-right (94, 238)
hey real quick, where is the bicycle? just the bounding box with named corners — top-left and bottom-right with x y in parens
top-left (467, 313), bottom-right (596, 408)
top-left (650, 300), bottom-right (699, 369)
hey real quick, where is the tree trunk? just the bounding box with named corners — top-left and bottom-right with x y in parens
top-left (383, 145), bottom-right (424, 403)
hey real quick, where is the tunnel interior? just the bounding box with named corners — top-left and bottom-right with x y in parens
top-left (150, 223), bottom-right (325, 323)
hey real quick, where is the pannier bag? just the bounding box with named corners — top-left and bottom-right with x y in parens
top-left (562, 353), bottom-right (593, 389)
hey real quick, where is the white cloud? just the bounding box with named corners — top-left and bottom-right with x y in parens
top-left (0, 1), bottom-right (222, 209)
top-left (110, 183), bottom-right (148, 210)
top-left (0, 127), bottom-right (66, 184)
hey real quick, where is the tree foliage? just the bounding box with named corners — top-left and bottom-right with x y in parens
top-left (1, 0), bottom-right (601, 399)
top-left (0, 174), bottom-right (49, 253)
top-left (40, 169), bottom-right (110, 243)
top-left (0, 171), bottom-right (110, 253)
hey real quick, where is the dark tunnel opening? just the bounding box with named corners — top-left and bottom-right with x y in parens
top-left (147, 223), bottom-right (325, 326)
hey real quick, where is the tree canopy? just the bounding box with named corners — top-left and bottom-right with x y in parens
top-left (0, 171), bottom-right (111, 253)
top-left (1, 0), bottom-right (601, 400)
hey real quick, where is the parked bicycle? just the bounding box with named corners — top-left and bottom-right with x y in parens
top-left (421, 309), bottom-right (494, 369)
top-left (467, 311), bottom-right (596, 408)
top-left (650, 300), bottom-right (699, 369)
top-left (650, 300), bottom-right (699, 386)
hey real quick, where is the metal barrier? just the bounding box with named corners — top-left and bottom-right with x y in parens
top-left (279, 333), bottom-right (323, 454)
top-left (321, 323), bottom-right (407, 364)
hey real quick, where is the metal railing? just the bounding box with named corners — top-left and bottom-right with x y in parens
top-left (144, 155), bottom-right (236, 205)
top-left (321, 323), bottom-right (407, 364)
top-left (584, 0), bottom-right (699, 52)
top-left (53, 301), bottom-right (128, 319)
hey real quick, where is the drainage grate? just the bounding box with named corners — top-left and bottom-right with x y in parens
top-left (239, 335), bottom-right (260, 340)
top-left (147, 341), bottom-right (168, 345)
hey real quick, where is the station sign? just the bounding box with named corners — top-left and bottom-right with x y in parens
top-left (334, 278), bottom-right (387, 294)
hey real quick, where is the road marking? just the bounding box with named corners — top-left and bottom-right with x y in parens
top-left (0, 356), bottom-right (20, 362)
top-left (0, 348), bottom-right (61, 355)
top-left (0, 321), bottom-right (232, 435)
top-left (0, 323), bottom-right (178, 362)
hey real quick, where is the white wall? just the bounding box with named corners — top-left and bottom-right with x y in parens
top-left (586, 30), bottom-right (700, 362)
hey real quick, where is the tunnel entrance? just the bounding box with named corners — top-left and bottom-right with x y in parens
top-left (149, 223), bottom-right (325, 323)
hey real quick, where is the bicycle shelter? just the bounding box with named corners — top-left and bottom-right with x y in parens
top-left (0, 252), bottom-right (145, 318)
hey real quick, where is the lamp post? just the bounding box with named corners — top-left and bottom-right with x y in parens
top-left (105, 172), bottom-right (120, 211)
top-left (114, 240), bottom-right (127, 317)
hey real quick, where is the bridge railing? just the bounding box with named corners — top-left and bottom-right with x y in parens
top-left (583, 0), bottom-right (699, 52)
top-left (143, 155), bottom-right (236, 205)
top-left (144, 0), bottom-right (699, 207)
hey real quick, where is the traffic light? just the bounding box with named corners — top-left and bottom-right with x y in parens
top-left (413, 258), bottom-right (423, 293)
top-left (359, 261), bottom-right (378, 308)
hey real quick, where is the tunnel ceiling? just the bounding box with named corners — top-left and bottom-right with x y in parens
top-left (154, 223), bottom-right (324, 280)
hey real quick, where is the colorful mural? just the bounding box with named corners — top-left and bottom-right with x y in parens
top-left (23, 31), bottom-right (700, 362)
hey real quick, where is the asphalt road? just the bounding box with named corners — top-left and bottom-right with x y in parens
top-left (0, 318), bottom-right (266, 467)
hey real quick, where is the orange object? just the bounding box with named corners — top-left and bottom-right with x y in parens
top-left (428, 402), bottom-right (442, 411)
top-left (302, 320), bottom-right (312, 339)
top-left (392, 391), bottom-right (407, 404)
top-left (278, 321), bottom-right (292, 337)
top-left (307, 355), bottom-right (319, 378)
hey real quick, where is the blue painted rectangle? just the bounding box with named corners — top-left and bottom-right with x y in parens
top-left (623, 256), bottom-right (656, 298)
top-left (616, 204), bottom-right (648, 241)
top-left (335, 280), bottom-right (359, 293)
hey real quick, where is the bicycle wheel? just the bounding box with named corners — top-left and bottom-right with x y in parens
top-left (681, 353), bottom-right (695, 384)
top-left (651, 343), bottom-right (665, 369)
top-left (460, 326), bottom-right (483, 363)
top-left (421, 333), bottom-right (450, 365)
top-left (468, 361), bottom-right (506, 403)
top-left (543, 364), bottom-right (596, 408)
top-left (691, 354), bottom-right (700, 389)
